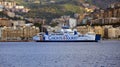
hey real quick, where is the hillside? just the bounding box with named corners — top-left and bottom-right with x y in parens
top-left (21, 3), bottom-right (85, 23)
top-left (1, 0), bottom-right (119, 8)
top-left (1, 0), bottom-right (119, 24)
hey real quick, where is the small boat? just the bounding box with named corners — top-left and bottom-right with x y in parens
top-left (32, 27), bottom-right (101, 42)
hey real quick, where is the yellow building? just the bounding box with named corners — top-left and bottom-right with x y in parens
top-left (94, 26), bottom-right (104, 37)
top-left (1, 26), bottom-right (39, 40)
top-left (108, 28), bottom-right (116, 38)
top-left (0, 18), bottom-right (12, 27)
top-left (77, 26), bottom-right (94, 34)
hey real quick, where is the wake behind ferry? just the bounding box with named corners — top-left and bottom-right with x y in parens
top-left (33, 26), bottom-right (101, 42)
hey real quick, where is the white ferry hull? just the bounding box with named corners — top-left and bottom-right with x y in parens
top-left (33, 34), bottom-right (101, 42)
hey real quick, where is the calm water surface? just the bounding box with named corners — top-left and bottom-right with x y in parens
top-left (0, 40), bottom-right (120, 67)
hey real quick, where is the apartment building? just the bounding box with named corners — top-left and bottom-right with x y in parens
top-left (103, 26), bottom-right (120, 39)
top-left (0, 5), bottom-right (3, 11)
top-left (90, 2), bottom-right (120, 25)
top-left (0, 18), bottom-right (12, 27)
top-left (0, 1), bottom-right (17, 9)
top-left (94, 26), bottom-right (104, 37)
top-left (108, 28), bottom-right (116, 38)
top-left (77, 26), bottom-right (94, 34)
top-left (1, 26), bottom-right (39, 40)
top-left (77, 26), bottom-right (120, 39)
top-left (12, 20), bottom-right (25, 26)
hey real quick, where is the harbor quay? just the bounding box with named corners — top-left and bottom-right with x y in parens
top-left (0, 40), bottom-right (120, 67)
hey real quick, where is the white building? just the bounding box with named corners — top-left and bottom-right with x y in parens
top-left (0, 5), bottom-right (3, 11)
top-left (69, 18), bottom-right (77, 28)
top-left (15, 6), bottom-right (24, 9)
top-left (12, 20), bottom-right (25, 26)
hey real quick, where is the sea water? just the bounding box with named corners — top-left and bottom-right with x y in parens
top-left (0, 40), bottom-right (120, 67)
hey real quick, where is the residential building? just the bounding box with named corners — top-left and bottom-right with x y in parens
top-left (89, 2), bottom-right (120, 25)
top-left (108, 28), bottom-right (116, 38)
top-left (103, 26), bottom-right (120, 39)
top-left (12, 20), bottom-right (25, 26)
top-left (0, 18), bottom-right (12, 27)
top-left (0, 1), bottom-right (16, 9)
top-left (1, 26), bottom-right (39, 40)
top-left (51, 16), bottom-right (77, 28)
top-left (77, 26), bottom-right (90, 34)
top-left (77, 25), bottom-right (120, 39)
top-left (69, 18), bottom-right (77, 28)
top-left (0, 5), bottom-right (3, 11)
top-left (94, 26), bottom-right (104, 37)
top-left (14, 6), bottom-right (24, 9)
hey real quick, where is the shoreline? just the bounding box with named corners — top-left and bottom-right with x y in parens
top-left (0, 40), bottom-right (32, 42)
top-left (0, 39), bottom-right (119, 42)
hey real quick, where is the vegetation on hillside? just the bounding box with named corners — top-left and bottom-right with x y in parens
top-left (1, 0), bottom-right (119, 24)
top-left (18, 3), bottom-right (85, 23)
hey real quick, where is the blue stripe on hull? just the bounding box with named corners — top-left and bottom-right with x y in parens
top-left (36, 40), bottom-right (98, 42)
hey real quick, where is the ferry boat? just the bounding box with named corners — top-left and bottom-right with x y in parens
top-left (32, 27), bottom-right (101, 42)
